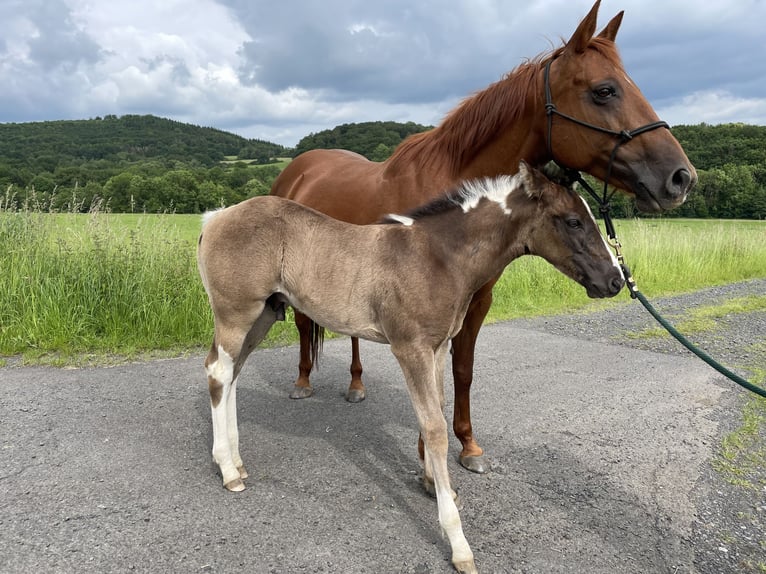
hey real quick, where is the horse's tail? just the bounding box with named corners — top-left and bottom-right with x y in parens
top-left (309, 320), bottom-right (325, 371)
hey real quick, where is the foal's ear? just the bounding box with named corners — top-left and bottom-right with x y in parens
top-left (597, 10), bottom-right (624, 42)
top-left (564, 0), bottom-right (600, 55)
top-left (518, 160), bottom-right (547, 200)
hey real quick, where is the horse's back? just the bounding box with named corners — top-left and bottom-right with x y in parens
top-left (271, 149), bottom-right (396, 224)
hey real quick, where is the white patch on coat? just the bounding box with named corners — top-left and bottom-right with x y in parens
top-left (386, 214), bottom-right (415, 226)
top-left (455, 175), bottom-right (518, 215)
top-left (578, 195), bottom-right (621, 272)
top-left (206, 344), bottom-right (234, 384)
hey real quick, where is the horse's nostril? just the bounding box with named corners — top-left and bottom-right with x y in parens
top-left (609, 276), bottom-right (625, 295)
top-left (670, 168), bottom-right (693, 195)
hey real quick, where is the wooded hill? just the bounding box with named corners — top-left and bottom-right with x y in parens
top-left (0, 116), bottom-right (764, 218)
top-left (0, 114), bottom-right (284, 168)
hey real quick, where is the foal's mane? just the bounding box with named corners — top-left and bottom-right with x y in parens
top-left (385, 38), bottom-right (621, 177)
top-left (381, 175), bottom-right (519, 224)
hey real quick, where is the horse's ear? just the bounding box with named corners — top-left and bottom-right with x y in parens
top-left (564, 0), bottom-right (601, 55)
top-left (518, 160), bottom-right (546, 200)
top-left (597, 10), bottom-right (624, 42)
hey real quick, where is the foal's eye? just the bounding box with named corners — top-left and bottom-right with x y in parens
top-left (566, 218), bottom-right (583, 229)
top-left (592, 85), bottom-right (617, 103)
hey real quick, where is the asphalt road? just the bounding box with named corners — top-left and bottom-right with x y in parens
top-left (0, 321), bottom-right (739, 573)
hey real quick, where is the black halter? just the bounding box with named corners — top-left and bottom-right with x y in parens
top-left (543, 59), bottom-right (669, 240)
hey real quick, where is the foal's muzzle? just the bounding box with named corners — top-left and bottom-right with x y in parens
top-left (585, 268), bottom-right (625, 299)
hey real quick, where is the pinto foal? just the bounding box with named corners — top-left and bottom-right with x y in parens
top-left (197, 161), bottom-right (623, 573)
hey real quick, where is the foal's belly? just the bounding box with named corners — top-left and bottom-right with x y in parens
top-left (283, 294), bottom-right (389, 345)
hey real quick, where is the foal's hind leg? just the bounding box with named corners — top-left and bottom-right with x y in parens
top-left (206, 303), bottom-right (278, 491)
top-left (392, 343), bottom-right (476, 574)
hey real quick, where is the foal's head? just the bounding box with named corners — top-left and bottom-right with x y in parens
top-left (516, 162), bottom-right (624, 298)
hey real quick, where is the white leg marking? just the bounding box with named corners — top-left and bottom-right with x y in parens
top-left (430, 448), bottom-right (475, 571)
top-left (226, 379), bottom-right (247, 478)
top-left (206, 346), bottom-right (243, 489)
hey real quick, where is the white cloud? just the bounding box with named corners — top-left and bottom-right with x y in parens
top-left (658, 91), bottom-right (766, 127)
top-left (0, 0), bottom-right (764, 147)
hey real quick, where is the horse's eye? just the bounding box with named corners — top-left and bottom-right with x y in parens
top-left (566, 218), bottom-right (583, 229)
top-left (592, 85), bottom-right (617, 103)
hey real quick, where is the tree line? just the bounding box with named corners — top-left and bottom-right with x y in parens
top-left (0, 115), bottom-right (764, 218)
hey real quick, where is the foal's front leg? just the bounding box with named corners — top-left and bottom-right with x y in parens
top-left (392, 344), bottom-right (476, 574)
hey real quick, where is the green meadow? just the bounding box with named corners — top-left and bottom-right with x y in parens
top-left (1, 204), bottom-right (765, 365)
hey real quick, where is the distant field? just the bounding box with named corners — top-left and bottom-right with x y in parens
top-left (1, 211), bottom-right (764, 365)
top-left (221, 157), bottom-right (292, 170)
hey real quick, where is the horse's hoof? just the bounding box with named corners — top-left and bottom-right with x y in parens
top-left (459, 455), bottom-right (488, 474)
top-left (237, 465), bottom-right (249, 479)
top-left (224, 477), bottom-right (246, 492)
top-left (289, 386), bottom-right (314, 399)
top-left (345, 388), bottom-right (366, 403)
top-left (453, 558), bottom-right (478, 574)
top-left (453, 491), bottom-right (463, 511)
top-left (421, 475), bottom-right (436, 497)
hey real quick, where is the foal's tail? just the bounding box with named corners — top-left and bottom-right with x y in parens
top-left (309, 320), bottom-right (325, 371)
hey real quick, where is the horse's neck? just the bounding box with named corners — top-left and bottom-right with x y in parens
top-left (459, 126), bottom-right (547, 181)
top-left (385, 70), bottom-right (547, 188)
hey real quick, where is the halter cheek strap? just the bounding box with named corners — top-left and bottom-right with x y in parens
top-left (543, 59), bottom-right (670, 239)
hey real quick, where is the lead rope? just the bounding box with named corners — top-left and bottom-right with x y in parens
top-left (574, 173), bottom-right (766, 400)
top-left (543, 57), bottom-right (765, 398)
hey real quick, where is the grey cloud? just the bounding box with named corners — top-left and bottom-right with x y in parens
top-left (224, 0), bottom-right (535, 103)
top-left (21, 0), bottom-right (102, 72)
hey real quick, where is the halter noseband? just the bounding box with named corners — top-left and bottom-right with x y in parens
top-left (543, 59), bottom-right (669, 239)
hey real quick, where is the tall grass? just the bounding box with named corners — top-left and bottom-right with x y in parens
top-left (1, 193), bottom-right (765, 364)
top-left (1, 194), bottom-right (202, 361)
top-left (488, 218), bottom-right (766, 322)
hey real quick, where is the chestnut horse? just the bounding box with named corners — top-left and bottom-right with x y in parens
top-left (270, 1), bottom-right (696, 473)
top-left (198, 162), bottom-right (623, 573)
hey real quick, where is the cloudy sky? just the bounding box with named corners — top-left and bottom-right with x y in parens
top-left (1, 0), bottom-right (764, 147)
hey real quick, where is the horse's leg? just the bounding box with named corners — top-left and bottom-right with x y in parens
top-left (289, 311), bottom-right (315, 399)
top-left (392, 343), bottom-right (476, 574)
top-left (451, 281), bottom-right (497, 473)
top-left (227, 305), bottom-right (279, 482)
top-left (206, 338), bottom-right (245, 491)
top-left (206, 302), bottom-right (277, 491)
top-left (345, 337), bottom-right (366, 403)
top-left (418, 280), bottom-right (498, 475)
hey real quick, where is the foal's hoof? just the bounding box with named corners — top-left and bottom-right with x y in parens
top-left (237, 465), bottom-right (249, 480)
top-left (224, 477), bottom-right (246, 492)
top-left (422, 475), bottom-right (436, 498)
top-left (289, 385), bottom-right (314, 399)
top-left (345, 388), bottom-right (366, 403)
top-left (453, 558), bottom-right (478, 574)
top-left (459, 454), bottom-right (488, 474)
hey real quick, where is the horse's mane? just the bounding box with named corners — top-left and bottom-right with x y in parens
top-left (385, 38), bottom-right (621, 177)
top-left (381, 174), bottom-right (520, 224)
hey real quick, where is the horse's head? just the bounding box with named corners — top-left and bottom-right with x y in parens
top-left (517, 161), bottom-right (624, 299)
top-left (543, 0), bottom-right (696, 213)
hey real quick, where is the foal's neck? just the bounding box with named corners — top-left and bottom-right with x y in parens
top-left (421, 196), bottom-right (530, 292)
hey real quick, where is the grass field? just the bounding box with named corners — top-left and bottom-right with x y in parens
top-left (1, 206), bottom-right (764, 365)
